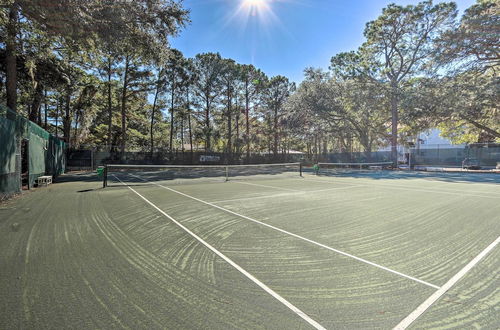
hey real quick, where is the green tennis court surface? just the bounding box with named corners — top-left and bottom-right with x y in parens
top-left (1, 170), bottom-right (499, 329)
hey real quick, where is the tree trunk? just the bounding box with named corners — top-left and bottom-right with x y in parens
top-left (226, 86), bottom-right (232, 162)
top-left (205, 98), bottom-right (211, 151)
top-left (44, 90), bottom-right (48, 129)
top-left (120, 55), bottom-right (130, 159)
top-left (150, 70), bottom-right (161, 157)
top-left (55, 97), bottom-right (60, 138)
top-left (245, 84), bottom-right (250, 161)
top-left (37, 104), bottom-right (42, 126)
top-left (169, 81), bottom-right (175, 154)
top-left (313, 134), bottom-right (318, 162)
top-left (358, 132), bottom-right (372, 161)
top-left (390, 81), bottom-right (399, 166)
top-left (74, 110), bottom-right (79, 146)
top-left (29, 83), bottom-right (44, 122)
top-left (187, 86), bottom-right (193, 158)
top-left (235, 93), bottom-right (240, 156)
top-left (5, 4), bottom-right (18, 112)
top-left (273, 105), bottom-right (279, 156)
top-left (180, 115), bottom-right (184, 153)
top-left (459, 115), bottom-right (500, 139)
top-left (63, 85), bottom-right (72, 145)
top-left (107, 57), bottom-right (113, 151)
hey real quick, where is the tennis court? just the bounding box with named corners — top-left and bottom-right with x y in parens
top-left (1, 164), bottom-right (499, 329)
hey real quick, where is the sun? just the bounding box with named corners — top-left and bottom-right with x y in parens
top-left (241, 0), bottom-right (271, 15)
top-left (243, 0), bottom-right (267, 8)
top-left (224, 0), bottom-right (282, 32)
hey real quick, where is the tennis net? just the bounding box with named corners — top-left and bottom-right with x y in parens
top-left (316, 162), bottom-right (393, 175)
top-left (103, 162), bottom-right (302, 187)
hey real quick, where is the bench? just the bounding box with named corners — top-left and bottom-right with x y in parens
top-left (37, 175), bottom-right (53, 186)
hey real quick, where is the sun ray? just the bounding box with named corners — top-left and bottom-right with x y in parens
top-left (224, 0), bottom-right (278, 28)
top-left (219, 0), bottom-right (296, 65)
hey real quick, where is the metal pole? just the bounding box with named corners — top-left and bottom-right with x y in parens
top-left (103, 166), bottom-right (107, 188)
top-left (225, 166), bottom-right (229, 181)
top-left (300, 163), bottom-right (303, 177)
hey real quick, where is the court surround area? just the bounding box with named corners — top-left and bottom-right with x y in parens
top-left (1, 165), bottom-right (499, 329)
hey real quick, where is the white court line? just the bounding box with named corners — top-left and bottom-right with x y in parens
top-left (212, 193), bottom-right (296, 204)
top-left (212, 185), bottom-right (364, 204)
top-left (129, 175), bottom-right (439, 289)
top-left (113, 175), bottom-right (326, 330)
top-left (306, 185), bottom-right (364, 193)
top-left (300, 178), bottom-right (500, 200)
top-left (394, 235), bottom-right (500, 330)
top-left (232, 181), bottom-right (300, 192)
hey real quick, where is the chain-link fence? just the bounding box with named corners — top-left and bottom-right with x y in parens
top-left (306, 144), bottom-right (499, 168)
top-left (410, 144), bottom-right (499, 168)
top-left (66, 143), bottom-right (499, 170)
top-left (1, 106), bottom-right (66, 199)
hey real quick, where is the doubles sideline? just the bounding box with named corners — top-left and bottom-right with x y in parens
top-left (394, 235), bottom-right (499, 329)
top-left (113, 175), bottom-right (326, 330)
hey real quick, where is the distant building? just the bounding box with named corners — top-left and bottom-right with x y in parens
top-left (375, 128), bottom-right (466, 163)
top-left (414, 129), bottom-right (465, 149)
top-left (377, 129), bottom-right (464, 153)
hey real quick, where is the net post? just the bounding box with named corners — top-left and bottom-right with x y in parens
top-left (225, 166), bottom-right (229, 181)
top-left (299, 163), bottom-right (303, 177)
top-left (103, 165), bottom-right (108, 188)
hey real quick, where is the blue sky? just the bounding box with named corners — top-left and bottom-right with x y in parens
top-left (171, 0), bottom-right (477, 83)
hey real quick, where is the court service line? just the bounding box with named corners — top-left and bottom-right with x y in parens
top-left (113, 175), bottom-right (326, 330)
top-left (212, 193), bottom-right (298, 204)
top-left (211, 185), bottom-right (365, 204)
top-left (306, 185), bottom-right (365, 193)
top-left (394, 235), bottom-right (500, 330)
top-left (133, 176), bottom-right (440, 289)
top-left (299, 178), bottom-right (500, 200)
top-left (232, 181), bottom-right (300, 192)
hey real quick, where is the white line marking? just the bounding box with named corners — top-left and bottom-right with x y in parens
top-left (129, 175), bottom-right (439, 289)
top-left (113, 175), bottom-right (326, 330)
top-left (307, 185), bottom-right (364, 193)
top-left (394, 235), bottom-right (500, 329)
top-left (232, 181), bottom-right (300, 192)
top-left (301, 178), bottom-right (500, 199)
top-left (211, 185), bottom-right (364, 204)
top-left (212, 193), bottom-right (296, 204)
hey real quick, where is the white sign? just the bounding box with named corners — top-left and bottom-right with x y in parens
top-left (199, 155), bottom-right (220, 162)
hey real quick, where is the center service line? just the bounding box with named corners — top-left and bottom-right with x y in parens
top-left (113, 175), bottom-right (326, 330)
top-left (130, 175), bottom-right (440, 289)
